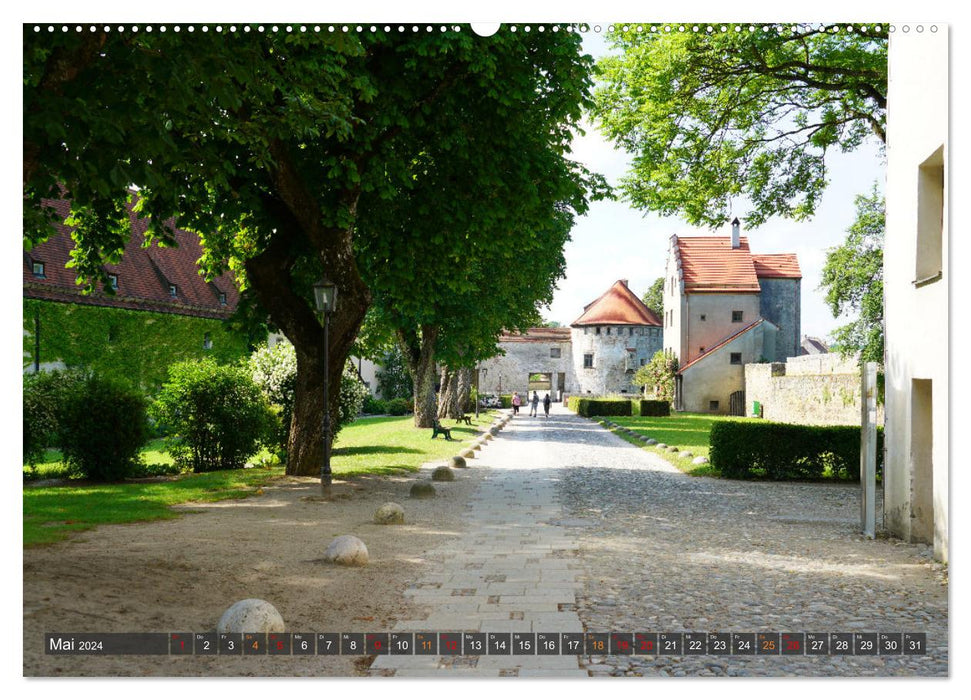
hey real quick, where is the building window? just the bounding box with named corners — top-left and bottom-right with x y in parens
top-left (700, 314), bottom-right (706, 321)
top-left (595, 327), bottom-right (601, 335)
top-left (583, 353), bottom-right (594, 369)
top-left (606, 327), bottom-right (611, 335)
top-left (31, 261), bottom-right (45, 278)
top-left (169, 284), bottom-right (178, 298)
top-left (732, 310), bottom-right (743, 323)
top-left (639, 358), bottom-right (646, 366)
top-left (700, 347), bottom-right (706, 353)
top-left (629, 328), bottom-right (634, 336)
top-left (709, 400), bottom-right (720, 411)
top-left (203, 332), bottom-right (212, 350)
top-left (219, 292), bottom-right (227, 306)
top-left (108, 274), bottom-right (118, 291)
top-left (730, 352), bottom-right (742, 365)
top-left (550, 347), bottom-right (561, 358)
top-left (915, 145), bottom-right (945, 285)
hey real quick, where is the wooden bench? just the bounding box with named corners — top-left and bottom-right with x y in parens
top-left (455, 414), bottom-right (473, 426)
top-left (431, 421), bottom-right (453, 440)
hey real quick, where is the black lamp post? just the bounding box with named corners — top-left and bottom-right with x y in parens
top-left (313, 279), bottom-right (337, 494)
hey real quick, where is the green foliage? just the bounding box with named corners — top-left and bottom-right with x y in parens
top-left (60, 375), bottom-right (149, 481)
top-left (22, 369), bottom-right (87, 467)
top-left (339, 362), bottom-right (370, 428)
top-left (151, 359), bottom-right (275, 473)
top-left (567, 397), bottom-right (633, 417)
top-left (375, 345), bottom-right (414, 400)
top-left (641, 277), bottom-right (664, 316)
top-left (635, 350), bottom-right (679, 402)
top-left (23, 299), bottom-right (250, 392)
top-left (710, 420), bottom-right (884, 481)
top-left (592, 24), bottom-right (887, 227)
top-left (499, 394), bottom-right (514, 409)
top-left (637, 399), bottom-right (671, 417)
top-left (385, 398), bottom-right (412, 416)
top-left (362, 396), bottom-right (387, 415)
top-left (820, 184), bottom-right (885, 364)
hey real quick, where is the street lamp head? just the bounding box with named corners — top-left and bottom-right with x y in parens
top-left (313, 279), bottom-right (338, 314)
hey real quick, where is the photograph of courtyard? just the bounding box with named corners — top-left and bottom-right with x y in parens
top-left (20, 14), bottom-right (950, 684)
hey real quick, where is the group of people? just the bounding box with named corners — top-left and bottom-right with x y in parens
top-left (511, 390), bottom-right (551, 418)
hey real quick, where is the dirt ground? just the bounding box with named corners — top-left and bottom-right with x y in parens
top-left (23, 466), bottom-right (483, 677)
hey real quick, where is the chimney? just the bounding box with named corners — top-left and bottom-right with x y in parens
top-left (731, 218), bottom-right (740, 249)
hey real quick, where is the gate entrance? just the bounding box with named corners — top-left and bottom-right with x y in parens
top-left (729, 390), bottom-right (746, 416)
top-left (528, 372), bottom-right (552, 391)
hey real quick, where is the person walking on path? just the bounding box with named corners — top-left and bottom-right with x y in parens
top-left (512, 392), bottom-right (521, 415)
top-left (530, 391), bottom-right (540, 417)
top-left (543, 393), bottom-right (551, 418)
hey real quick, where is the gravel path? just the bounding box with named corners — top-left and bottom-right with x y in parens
top-left (554, 409), bottom-right (948, 677)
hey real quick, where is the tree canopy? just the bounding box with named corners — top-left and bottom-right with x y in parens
top-left (820, 184), bottom-right (884, 364)
top-left (641, 276), bottom-right (664, 316)
top-left (592, 24), bottom-right (887, 227)
top-left (24, 26), bottom-right (599, 470)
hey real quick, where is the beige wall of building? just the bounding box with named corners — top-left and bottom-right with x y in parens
top-left (883, 28), bottom-right (949, 561)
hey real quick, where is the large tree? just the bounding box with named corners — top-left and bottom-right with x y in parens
top-left (592, 23), bottom-right (887, 227)
top-left (641, 276), bottom-right (664, 316)
top-left (820, 184), bottom-right (884, 364)
top-left (24, 27), bottom-right (597, 474)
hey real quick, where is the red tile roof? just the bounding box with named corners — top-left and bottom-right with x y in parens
top-left (498, 327), bottom-right (572, 343)
top-left (678, 318), bottom-right (766, 373)
top-left (675, 236), bottom-right (761, 294)
top-left (571, 280), bottom-right (662, 327)
top-left (752, 254), bottom-right (802, 279)
top-left (24, 198), bottom-right (239, 320)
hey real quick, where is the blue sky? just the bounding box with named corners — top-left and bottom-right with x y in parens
top-left (542, 29), bottom-right (886, 343)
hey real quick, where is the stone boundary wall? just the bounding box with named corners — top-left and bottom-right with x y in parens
top-left (745, 354), bottom-right (884, 426)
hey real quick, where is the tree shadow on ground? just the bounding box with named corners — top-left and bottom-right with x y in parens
top-left (333, 445), bottom-right (423, 457)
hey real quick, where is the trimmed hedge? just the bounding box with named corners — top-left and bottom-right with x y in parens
top-left (567, 396), bottom-right (632, 417)
top-left (499, 394), bottom-right (513, 409)
top-left (709, 420), bottom-right (884, 481)
top-left (637, 399), bottom-right (671, 417)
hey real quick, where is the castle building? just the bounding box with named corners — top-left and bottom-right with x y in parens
top-left (478, 280), bottom-right (663, 399)
top-left (663, 221), bottom-right (801, 414)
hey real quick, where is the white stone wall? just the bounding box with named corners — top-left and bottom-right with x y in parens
top-left (679, 322), bottom-right (775, 413)
top-left (883, 28), bottom-right (949, 561)
top-left (478, 341), bottom-right (576, 399)
top-left (570, 325), bottom-right (662, 395)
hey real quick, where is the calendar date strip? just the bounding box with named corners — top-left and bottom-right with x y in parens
top-left (46, 631), bottom-right (927, 656)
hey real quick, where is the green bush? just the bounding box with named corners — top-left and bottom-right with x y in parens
top-left (152, 359), bottom-right (276, 473)
top-left (250, 341), bottom-right (369, 449)
top-left (22, 369), bottom-right (87, 467)
top-left (60, 375), bottom-right (149, 481)
top-left (567, 396), bottom-right (632, 417)
top-left (362, 396), bottom-right (388, 415)
top-left (386, 397), bottom-right (411, 416)
top-left (637, 399), bottom-right (671, 417)
top-left (499, 394), bottom-right (513, 409)
top-left (375, 345), bottom-right (414, 400)
top-left (709, 421), bottom-right (884, 481)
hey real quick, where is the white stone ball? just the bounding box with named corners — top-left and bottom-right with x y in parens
top-left (692, 456), bottom-right (710, 465)
top-left (217, 599), bottom-right (285, 634)
top-left (323, 535), bottom-right (369, 566)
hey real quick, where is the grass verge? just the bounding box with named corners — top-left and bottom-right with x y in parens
top-left (23, 412), bottom-right (497, 547)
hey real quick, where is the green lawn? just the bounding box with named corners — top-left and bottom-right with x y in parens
top-left (597, 412), bottom-right (758, 476)
top-left (23, 412), bottom-right (495, 547)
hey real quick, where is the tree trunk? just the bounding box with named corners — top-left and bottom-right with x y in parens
top-left (455, 367), bottom-right (472, 417)
top-left (397, 325), bottom-right (439, 429)
top-left (439, 367), bottom-right (461, 419)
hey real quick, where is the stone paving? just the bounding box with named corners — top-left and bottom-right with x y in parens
top-left (369, 405), bottom-right (948, 677)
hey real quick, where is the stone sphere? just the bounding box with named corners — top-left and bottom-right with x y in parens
top-left (489, 427), bottom-right (500, 436)
top-left (410, 481), bottom-right (436, 499)
top-left (452, 455), bottom-right (468, 468)
top-left (667, 446), bottom-right (679, 453)
top-left (432, 466), bottom-right (455, 482)
top-left (656, 443), bottom-right (668, 450)
top-left (679, 451), bottom-right (693, 459)
top-left (217, 599), bottom-right (285, 634)
top-left (374, 502), bottom-right (405, 525)
top-left (645, 438), bottom-right (658, 445)
top-left (323, 535), bottom-right (369, 566)
top-left (692, 456), bottom-right (710, 465)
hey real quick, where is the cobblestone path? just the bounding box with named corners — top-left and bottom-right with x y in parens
top-left (370, 405), bottom-right (948, 677)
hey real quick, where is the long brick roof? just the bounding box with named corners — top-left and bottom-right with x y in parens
top-left (498, 327), bottom-right (572, 343)
top-left (23, 198), bottom-right (239, 320)
top-left (571, 279), bottom-right (662, 327)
